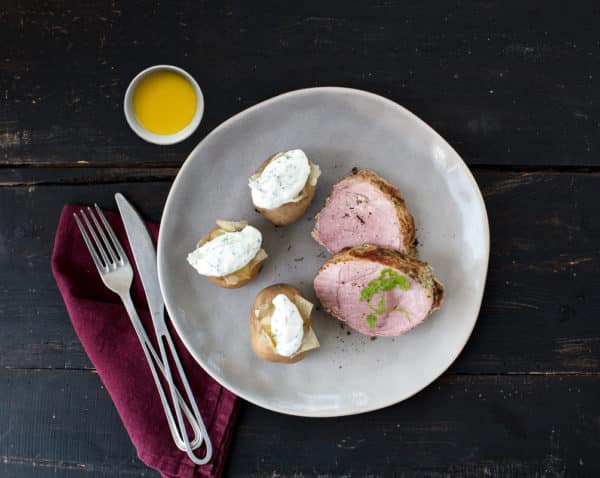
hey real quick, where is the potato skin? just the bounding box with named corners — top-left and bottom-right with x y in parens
top-left (252, 154), bottom-right (317, 226)
top-left (249, 284), bottom-right (309, 363)
top-left (196, 227), bottom-right (264, 289)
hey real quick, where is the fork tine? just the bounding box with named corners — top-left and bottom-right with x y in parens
top-left (87, 206), bottom-right (120, 264)
top-left (94, 204), bottom-right (129, 264)
top-left (80, 209), bottom-right (111, 267)
top-left (73, 212), bottom-right (106, 272)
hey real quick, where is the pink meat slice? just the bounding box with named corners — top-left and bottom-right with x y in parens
top-left (314, 259), bottom-right (434, 336)
top-left (313, 177), bottom-right (404, 254)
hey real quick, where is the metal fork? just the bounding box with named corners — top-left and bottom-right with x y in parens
top-left (73, 205), bottom-right (205, 454)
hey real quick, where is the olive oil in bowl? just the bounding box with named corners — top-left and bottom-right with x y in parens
top-left (124, 65), bottom-right (203, 145)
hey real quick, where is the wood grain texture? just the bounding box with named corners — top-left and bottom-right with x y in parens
top-left (2, 2), bottom-right (600, 475)
top-left (1, 172), bottom-right (598, 374)
top-left (1, 371), bottom-right (598, 477)
top-left (0, 370), bottom-right (159, 478)
top-left (0, 181), bottom-right (170, 371)
top-left (0, 167), bottom-right (178, 186)
top-left (462, 170), bottom-right (600, 374)
top-left (1, 1), bottom-right (600, 167)
top-left (1, 172), bottom-right (595, 478)
top-left (226, 374), bottom-right (600, 477)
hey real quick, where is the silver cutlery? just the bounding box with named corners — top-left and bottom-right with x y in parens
top-left (115, 193), bottom-right (212, 465)
top-left (73, 203), bottom-right (211, 463)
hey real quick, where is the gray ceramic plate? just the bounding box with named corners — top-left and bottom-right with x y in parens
top-left (157, 87), bottom-right (489, 417)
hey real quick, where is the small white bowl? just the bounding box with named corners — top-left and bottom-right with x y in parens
top-left (124, 65), bottom-right (204, 145)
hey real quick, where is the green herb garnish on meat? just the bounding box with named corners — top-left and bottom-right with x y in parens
top-left (360, 268), bottom-right (410, 328)
top-left (365, 314), bottom-right (378, 329)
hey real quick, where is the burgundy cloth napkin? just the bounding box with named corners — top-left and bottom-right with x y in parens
top-left (51, 205), bottom-right (238, 478)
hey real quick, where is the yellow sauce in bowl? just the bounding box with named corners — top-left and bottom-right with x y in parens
top-left (132, 70), bottom-right (197, 135)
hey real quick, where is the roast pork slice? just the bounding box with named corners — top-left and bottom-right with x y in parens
top-left (312, 168), bottom-right (416, 255)
top-left (313, 245), bottom-right (443, 337)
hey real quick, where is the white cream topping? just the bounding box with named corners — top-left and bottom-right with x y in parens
top-left (187, 225), bottom-right (262, 277)
top-left (249, 149), bottom-right (311, 209)
top-left (270, 294), bottom-right (305, 357)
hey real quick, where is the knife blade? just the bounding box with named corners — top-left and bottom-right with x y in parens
top-left (115, 193), bottom-right (167, 334)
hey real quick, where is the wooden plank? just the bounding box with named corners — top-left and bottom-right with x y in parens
top-left (0, 167), bottom-right (178, 187)
top-left (226, 374), bottom-right (600, 476)
top-left (463, 170), bottom-right (600, 373)
top-left (0, 370), bottom-right (598, 476)
top-left (1, 467), bottom-right (157, 478)
top-left (1, 1), bottom-right (600, 167)
top-left (0, 181), bottom-right (170, 371)
top-left (0, 370), bottom-right (157, 477)
top-left (0, 172), bottom-right (599, 373)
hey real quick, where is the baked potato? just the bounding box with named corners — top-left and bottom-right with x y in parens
top-left (249, 149), bottom-right (321, 226)
top-left (249, 283), bottom-right (320, 363)
top-left (190, 220), bottom-right (268, 289)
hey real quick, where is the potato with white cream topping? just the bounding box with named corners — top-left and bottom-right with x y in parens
top-left (187, 220), bottom-right (267, 289)
top-left (249, 284), bottom-right (320, 363)
top-left (248, 149), bottom-right (321, 226)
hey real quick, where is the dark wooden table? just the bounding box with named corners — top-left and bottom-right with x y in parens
top-left (2, 2), bottom-right (599, 476)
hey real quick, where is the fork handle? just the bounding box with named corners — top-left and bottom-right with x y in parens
top-left (156, 325), bottom-right (213, 464)
top-left (120, 293), bottom-right (204, 453)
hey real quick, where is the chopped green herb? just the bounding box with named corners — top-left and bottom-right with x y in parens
top-left (359, 268), bottom-right (411, 328)
top-left (366, 314), bottom-right (378, 329)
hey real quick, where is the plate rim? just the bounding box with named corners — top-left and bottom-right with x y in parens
top-left (157, 86), bottom-right (490, 417)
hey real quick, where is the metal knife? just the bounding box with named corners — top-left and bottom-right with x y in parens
top-left (115, 193), bottom-right (212, 464)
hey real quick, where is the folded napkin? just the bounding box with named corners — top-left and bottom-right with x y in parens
top-left (51, 205), bottom-right (238, 478)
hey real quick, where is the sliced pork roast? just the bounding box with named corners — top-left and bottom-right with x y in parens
top-left (312, 168), bottom-right (416, 255)
top-left (314, 245), bottom-right (443, 336)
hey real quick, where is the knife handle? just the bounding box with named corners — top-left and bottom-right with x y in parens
top-left (120, 292), bottom-right (205, 453)
top-left (156, 324), bottom-right (213, 465)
